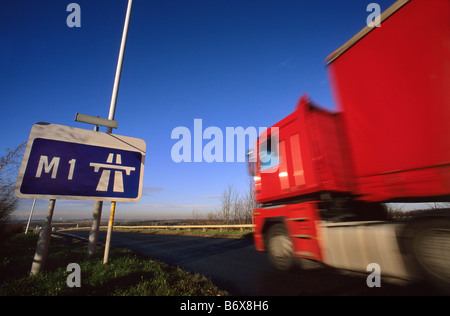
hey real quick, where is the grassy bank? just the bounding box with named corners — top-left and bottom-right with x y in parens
top-left (0, 233), bottom-right (228, 296)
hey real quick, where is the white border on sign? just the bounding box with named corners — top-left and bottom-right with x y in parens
top-left (14, 122), bottom-right (146, 202)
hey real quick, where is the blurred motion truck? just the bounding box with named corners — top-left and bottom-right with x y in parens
top-left (249, 0), bottom-right (450, 290)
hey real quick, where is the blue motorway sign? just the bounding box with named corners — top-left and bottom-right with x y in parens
top-left (15, 123), bottom-right (146, 202)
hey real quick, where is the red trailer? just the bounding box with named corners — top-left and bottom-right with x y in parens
top-left (327, 0), bottom-right (450, 203)
top-left (250, 0), bottom-right (450, 290)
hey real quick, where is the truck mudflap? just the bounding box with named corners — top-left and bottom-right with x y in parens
top-left (319, 221), bottom-right (421, 281)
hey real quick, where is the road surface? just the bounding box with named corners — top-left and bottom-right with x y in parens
top-left (66, 230), bottom-right (438, 296)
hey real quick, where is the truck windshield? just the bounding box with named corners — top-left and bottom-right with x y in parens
top-left (260, 138), bottom-right (279, 172)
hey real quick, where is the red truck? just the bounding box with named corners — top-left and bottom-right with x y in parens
top-left (249, 0), bottom-right (450, 290)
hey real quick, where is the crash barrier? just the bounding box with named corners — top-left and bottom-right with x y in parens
top-left (104, 224), bottom-right (254, 232)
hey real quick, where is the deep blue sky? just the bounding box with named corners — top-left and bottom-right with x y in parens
top-left (1, 0), bottom-right (396, 220)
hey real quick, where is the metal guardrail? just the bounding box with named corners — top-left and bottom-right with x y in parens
top-left (109, 224), bottom-right (254, 232)
top-left (51, 231), bottom-right (105, 246)
top-left (63, 224), bottom-right (254, 232)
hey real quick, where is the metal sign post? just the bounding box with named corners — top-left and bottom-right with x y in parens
top-left (103, 201), bottom-right (116, 264)
top-left (87, 200), bottom-right (103, 258)
top-left (25, 199), bottom-right (37, 234)
top-left (84, 123), bottom-right (106, 259)
top-left (103, 0), bottom-right (133, 265)
top-left (30, 199), bottom-right (56, 276)
top-left (107, 0), bottom-right (133, 134)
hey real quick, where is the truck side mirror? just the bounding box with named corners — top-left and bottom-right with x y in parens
top-left (247, 150), bottom-right (256, 176)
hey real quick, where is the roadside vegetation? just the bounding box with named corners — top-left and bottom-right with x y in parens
top-left (0, 233), bottom-right (228, 296)
top-left (0, 143), bottom-right (25, 240)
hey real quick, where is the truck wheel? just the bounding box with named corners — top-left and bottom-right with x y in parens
top-left (412, 219), bottom-right (450, 293)
top-left (266, 223), bottom-right (295, 271)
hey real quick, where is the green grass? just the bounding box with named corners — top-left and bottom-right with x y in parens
top-left (0, 233), bottom-right (228, 296)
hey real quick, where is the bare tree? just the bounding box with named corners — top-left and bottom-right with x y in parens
top-left (217, 180), bottom-right (256, 225)
top-left (427, 202), bottom-right (450, 209)
top-left (206, 210), bottom-right (219, 224)
top-left (232, 196), bottom-right (244, 224)
top-left (0, 142), bottom-right (26, 180)
top-left (0, 142), bottom-right (26, 230)
top-left (384, 203), bottom-right (405, 220)
top-left (242, 178), bottom-right (256, 224)
top-left (219, 185), bottom-right (234, 225)
top-left (191, 208), bottom-right (202, 225)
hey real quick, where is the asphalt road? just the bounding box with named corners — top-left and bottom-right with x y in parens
top-left (65, 230), bottom-right (439, 296)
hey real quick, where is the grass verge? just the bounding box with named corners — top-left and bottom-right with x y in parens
top-left (0, 233), bottom-right (228, 296)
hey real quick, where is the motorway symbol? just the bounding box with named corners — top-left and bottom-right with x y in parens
top-left (15, 123), bottom-right (146, 202)
top-left (90, 153), bottom-right (136, 192)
